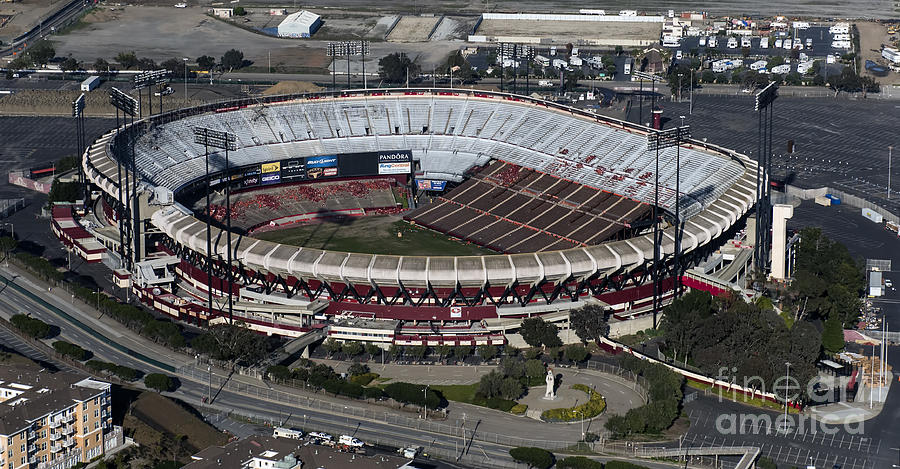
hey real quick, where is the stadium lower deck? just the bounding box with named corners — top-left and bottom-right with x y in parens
top-left (406, 161), bottom-right (650, 253)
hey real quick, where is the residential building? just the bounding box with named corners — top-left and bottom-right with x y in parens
top-left (0, 364), bottom-right (124, 469)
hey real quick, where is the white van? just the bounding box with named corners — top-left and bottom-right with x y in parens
top-left (273, 427), bottom-right (303, 440)
top-left (760, 38), bottom-right (769, 49)
top-left (727, 37), bottom-right (738, 49)
top-left (741, 36), bottom-right (752, 48)
top-left (783, 39), bottom-right (793, 49)
top-left (339, 435), bottom-right (365, 447)
top-left (775, 38), bottom-right (782, 48)
top-left (708, 36), bottom-right (718, 48)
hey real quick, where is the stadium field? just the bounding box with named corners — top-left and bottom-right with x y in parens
top-left (253, 215), bottom-right (496, 256)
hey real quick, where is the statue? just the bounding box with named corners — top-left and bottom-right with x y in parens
top-left (544, 367), bottom-right (556, 400)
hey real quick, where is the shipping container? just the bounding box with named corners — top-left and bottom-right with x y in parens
top-left (862, 208), bottom-right (883, 223)
top-left (815, 196), bottom-right (832, 206)
top-left (80, 76), bottom-right (100, 92)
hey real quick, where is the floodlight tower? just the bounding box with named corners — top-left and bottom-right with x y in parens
top-left (753, 82), bottom-right (778, 272)
top-left (109, 88), bottom-right (140, 269)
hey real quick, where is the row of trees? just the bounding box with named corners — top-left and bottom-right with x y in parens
top-left (605, 355), bottom-right (684, 437)
top-left (10, 314), bottom-right (53, 339)
top-left (661, 290), bottom-right (822, 396)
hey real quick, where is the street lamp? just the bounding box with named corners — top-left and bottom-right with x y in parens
top-left (677, 73), bottom-right (684, 102)
top-left (782, 361), bottom-right (791, 433)
top-left (889, 145), bottom-right (893, 199)
top-left (423, 385), bottom-right (430, 421)
top-left (679, 115), bottom-right (686, 127)
top-left (0, 222), bottom-right (12, 267)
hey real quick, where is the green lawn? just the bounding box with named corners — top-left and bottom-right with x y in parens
top-left (255, 217), bottom-right (496, 256)
top-left (431, 384), bottom-right (479, 403)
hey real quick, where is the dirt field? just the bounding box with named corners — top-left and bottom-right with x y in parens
top-left (430, 16), bottom-right (476, 41)
top-left (857, 21), bottom-right (900, 84)
top-left (477, 19), bottom-right (661, 45)
top-left (255, 215), bottom-right (496, 256)
top-left (387, 15), bottom-right (440, 42)
top-left (124, 391), bottom-right (228, 465)
top-left (0, 0), bottom-right (64, 42)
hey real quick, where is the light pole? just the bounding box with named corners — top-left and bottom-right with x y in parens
top-left (679, 115), bottom-right (686, 127)
top-left (689, 68), bottom-right (694, 114)
top-left (677, 72), bottom-right (684, 102)
top-left (424, 385), bottom-right (429, 421)
top-left (889, 145), bottom-right (893, 199)
top-left (0, 222), bottom-right (12, 267)
top-left (207, 365), bottom-right (212, 404)
top-left (182, 58), bottom-right (189, 106)
top-left (782, 361), bottom-right (791, 433)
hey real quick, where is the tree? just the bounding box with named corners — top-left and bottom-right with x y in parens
top-left (323, 338), bottom-right (343, 356)
top-left (190, 323), bottom-right (269, 367)
top-left (365, 343), bottom-right (382, 358)
top-left (161, 58), bottom-right (186, 78)
top-left (408, 344), bottom-right (428, 360)
top-left (0, 236), bottom-right (17, 262)
top-left (443, 50), bottom-right (478, 84)
top-left (93, 58), bottom-right (110, 74)
top-left (478, 345), bottom-right (498, 361)
top-left (136, 57), bottom-right (157, 71)
top-left (10, 314), bottom-right (51, 339)
top-left (701, 69), bottom-right (715, 83)
top-left (520, 317), bottom-right (551, 347)
top-left (197, 55), bottom-right (216, 71)
top-left (453, 345), bottom-right (473, 361)
top-left (266, 365), bottom-right (292, 381)
top-left (144, 373), bottom-right (173, 392)
top-left (52, 341), bottom-right (88, 361)
top-left (220, 49), bottom-right (245, 71)
top-left (524, 359), bottom-right (545, 381)
top-left (28, 41), bottom-right (55, 66)
top-left (348, 362), bottom-right (370, 376)
top-left (342, 341), bottom-right (363, 357)
top-left (666, 64), bottom-right (698, 98)
top-left (61, 57), bottom-right (79, 74)
top-left (570, 304), bottom-right (608, 343)
top-left (378, 52), bottom-right (419, 84)
top-left (499, 376), bottom-right (524, 400)
top-left (436, 344), bottom-right (453, 360)
top-left (233, 6), bottom-right (247, 15)
top-left (478, 370), bottom-right (504, 399)
top-left (116, 51), bottom-right (138, 69)
top-left (509, 447), bottom-right (554, 469)
top-left (564, 344), bottom-right (589, 363)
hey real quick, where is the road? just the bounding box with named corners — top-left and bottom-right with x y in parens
top-left (0, 0), bottom-right (93, 57)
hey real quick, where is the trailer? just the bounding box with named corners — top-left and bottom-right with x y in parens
top-left (750, 60), bottom-right (768, 71)
top-left (815, 196), bottom-right (832, 206)
top-left (862, 208), bottom-right (883, 223)
top-left (80, 76), bottom-right (101, 92)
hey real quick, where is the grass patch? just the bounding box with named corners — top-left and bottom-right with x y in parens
top-left (614, 328), bottom-right (662, 347)
top-left (687, 378), bottom-right (799, 414)
top-left (430, 383), bottom-right (517, 412)
top-left (541, 384), bottom-right (606, 422)
top-left (510, 403), bottom-right (528, 415)
top-left (255, 217), bottom-right (495, 256)
top-left (349, 372), bottom-right (379, 386)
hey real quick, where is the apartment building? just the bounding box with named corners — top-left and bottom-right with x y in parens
top-left (0, 364), bottom-right (124, 469)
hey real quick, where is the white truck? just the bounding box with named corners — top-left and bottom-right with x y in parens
top-left (339, 435), bottom-right (365, 447)
top-left (741, 36), bottom-right (752, 48)
top-left (707, 36), bottom-right (718, 48)
top-left (760, 38), bottom-right (769, 49)
top-left (727, 37), bottom-right (738, 49)
top-left (535, 55), bottom-right (550, 67)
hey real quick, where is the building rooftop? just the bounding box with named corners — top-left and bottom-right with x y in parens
top-left (187, 435), bottom-right (412, 469)
top-left (0, 363), bottom-right (108, 436)
top-left (279, 10), bottom-right (320, 28)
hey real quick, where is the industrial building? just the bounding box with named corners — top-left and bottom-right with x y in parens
top-left (276, 10), bottom-right (321, 38)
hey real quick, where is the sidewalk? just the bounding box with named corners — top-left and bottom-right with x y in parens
top-left (804, 379), bottom-right (893, 424)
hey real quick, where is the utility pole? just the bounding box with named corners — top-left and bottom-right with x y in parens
top-left (889, 145), bottom-right (893, 199)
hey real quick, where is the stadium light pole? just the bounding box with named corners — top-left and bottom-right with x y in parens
top-left (193, 127), bottom-right (237, 324)
top-left (888, 145), bottom-right (893, 199)
top-left (183, 58), bottom-right (189, 106)
top-left (72, 93), bottom-right (87, 208)
top-left (633, 71), bottom-right (661, 127)
top-left (753, 82), bottom-right (778, 273)
top-left (109, 88), bottom-right (139, 270)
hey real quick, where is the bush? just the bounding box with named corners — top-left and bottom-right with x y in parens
top-left (52, 341), bottom-right (88, 361)
top-left (362, 387), bottom-right (384, 400)
top-left (266, 365), bottom-right (292, 381)
top-left (509, 447), bottom-right (554, 469)
top-left (509, 403), bottom-right (528, 415)
top-left (349, 372), bottom-right (378, 386)
top-left (564, 344), bottom-right (589, 363)
top-left (541, 384), bottom-right (606, 422)
top-left (557, 456), bottom-right (604, 469)
top-left (605, 462), bottom-right (651, 469)
top-left (605, 356), bottom-right (683, 437)
top-left (384, 382), bottom-right (442, 408)
top-left (348, 362), bottom-right (370, 376)
top-left (144, 373), bottom-right (174, 392)
top-left (10, 314), bottom-right (52, 339)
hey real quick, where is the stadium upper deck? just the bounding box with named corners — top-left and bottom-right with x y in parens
top-left (83, 89), bottom-right (757, 307)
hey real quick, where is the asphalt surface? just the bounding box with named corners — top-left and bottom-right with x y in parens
top-left (618, 94), bottom-right (900, 216)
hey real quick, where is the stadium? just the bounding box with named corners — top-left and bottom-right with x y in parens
top-left (80, 88), bottom-right (757, 346)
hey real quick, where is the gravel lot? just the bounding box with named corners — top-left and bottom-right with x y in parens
top-left (477, 19), bottom-right (661, 46)
top-left (387, 15), bottom-right (439, 42)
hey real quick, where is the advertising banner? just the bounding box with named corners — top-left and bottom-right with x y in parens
top-left (261, 173), bottom-right (281, 185)
top-left (306, 156), bottom-right (338, 168)
top-left (280, 159), bottom-right (305, 180)
top-left (378, 161), bottom-right (411, 175)
top-left (261, 162), bottom-right (281, 173)
top-left (416, 179), bottom-right (447, 191)
top-left (241, 165), bottom-right (261, 188)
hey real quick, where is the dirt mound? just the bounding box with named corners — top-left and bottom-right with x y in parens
top-left (261, 81), bottom-right (323, 96)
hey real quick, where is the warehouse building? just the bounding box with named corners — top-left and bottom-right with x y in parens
top-left (277, 10), bottom-right (321, 38)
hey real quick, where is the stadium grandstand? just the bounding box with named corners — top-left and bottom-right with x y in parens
top-left (79, 88), bottom-right (757, 346)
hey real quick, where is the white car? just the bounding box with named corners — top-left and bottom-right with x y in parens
top-left (308, 432), bottom-right (333, 441)
top-left (174, 2), bottom-right (187, 7)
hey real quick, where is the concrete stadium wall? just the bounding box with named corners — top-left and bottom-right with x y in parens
top-left (785, 184), bottom-right (900, 224)
top-left (482, 13), bottom-right (664, 22)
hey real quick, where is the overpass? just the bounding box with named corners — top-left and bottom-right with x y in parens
top-left (637, 445), bottom-right (761, 469)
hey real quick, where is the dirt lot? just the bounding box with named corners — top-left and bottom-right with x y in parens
top-left (430, 16), bottom-right (476, 41)
top-left (125, 391), bottom-right (228, 463)
top-left (387, 15), bottom-right (440, 42)
top-left (857, 21), bottom-right (900, 84)
top-left (477, 19), bottom-right (661, 46)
